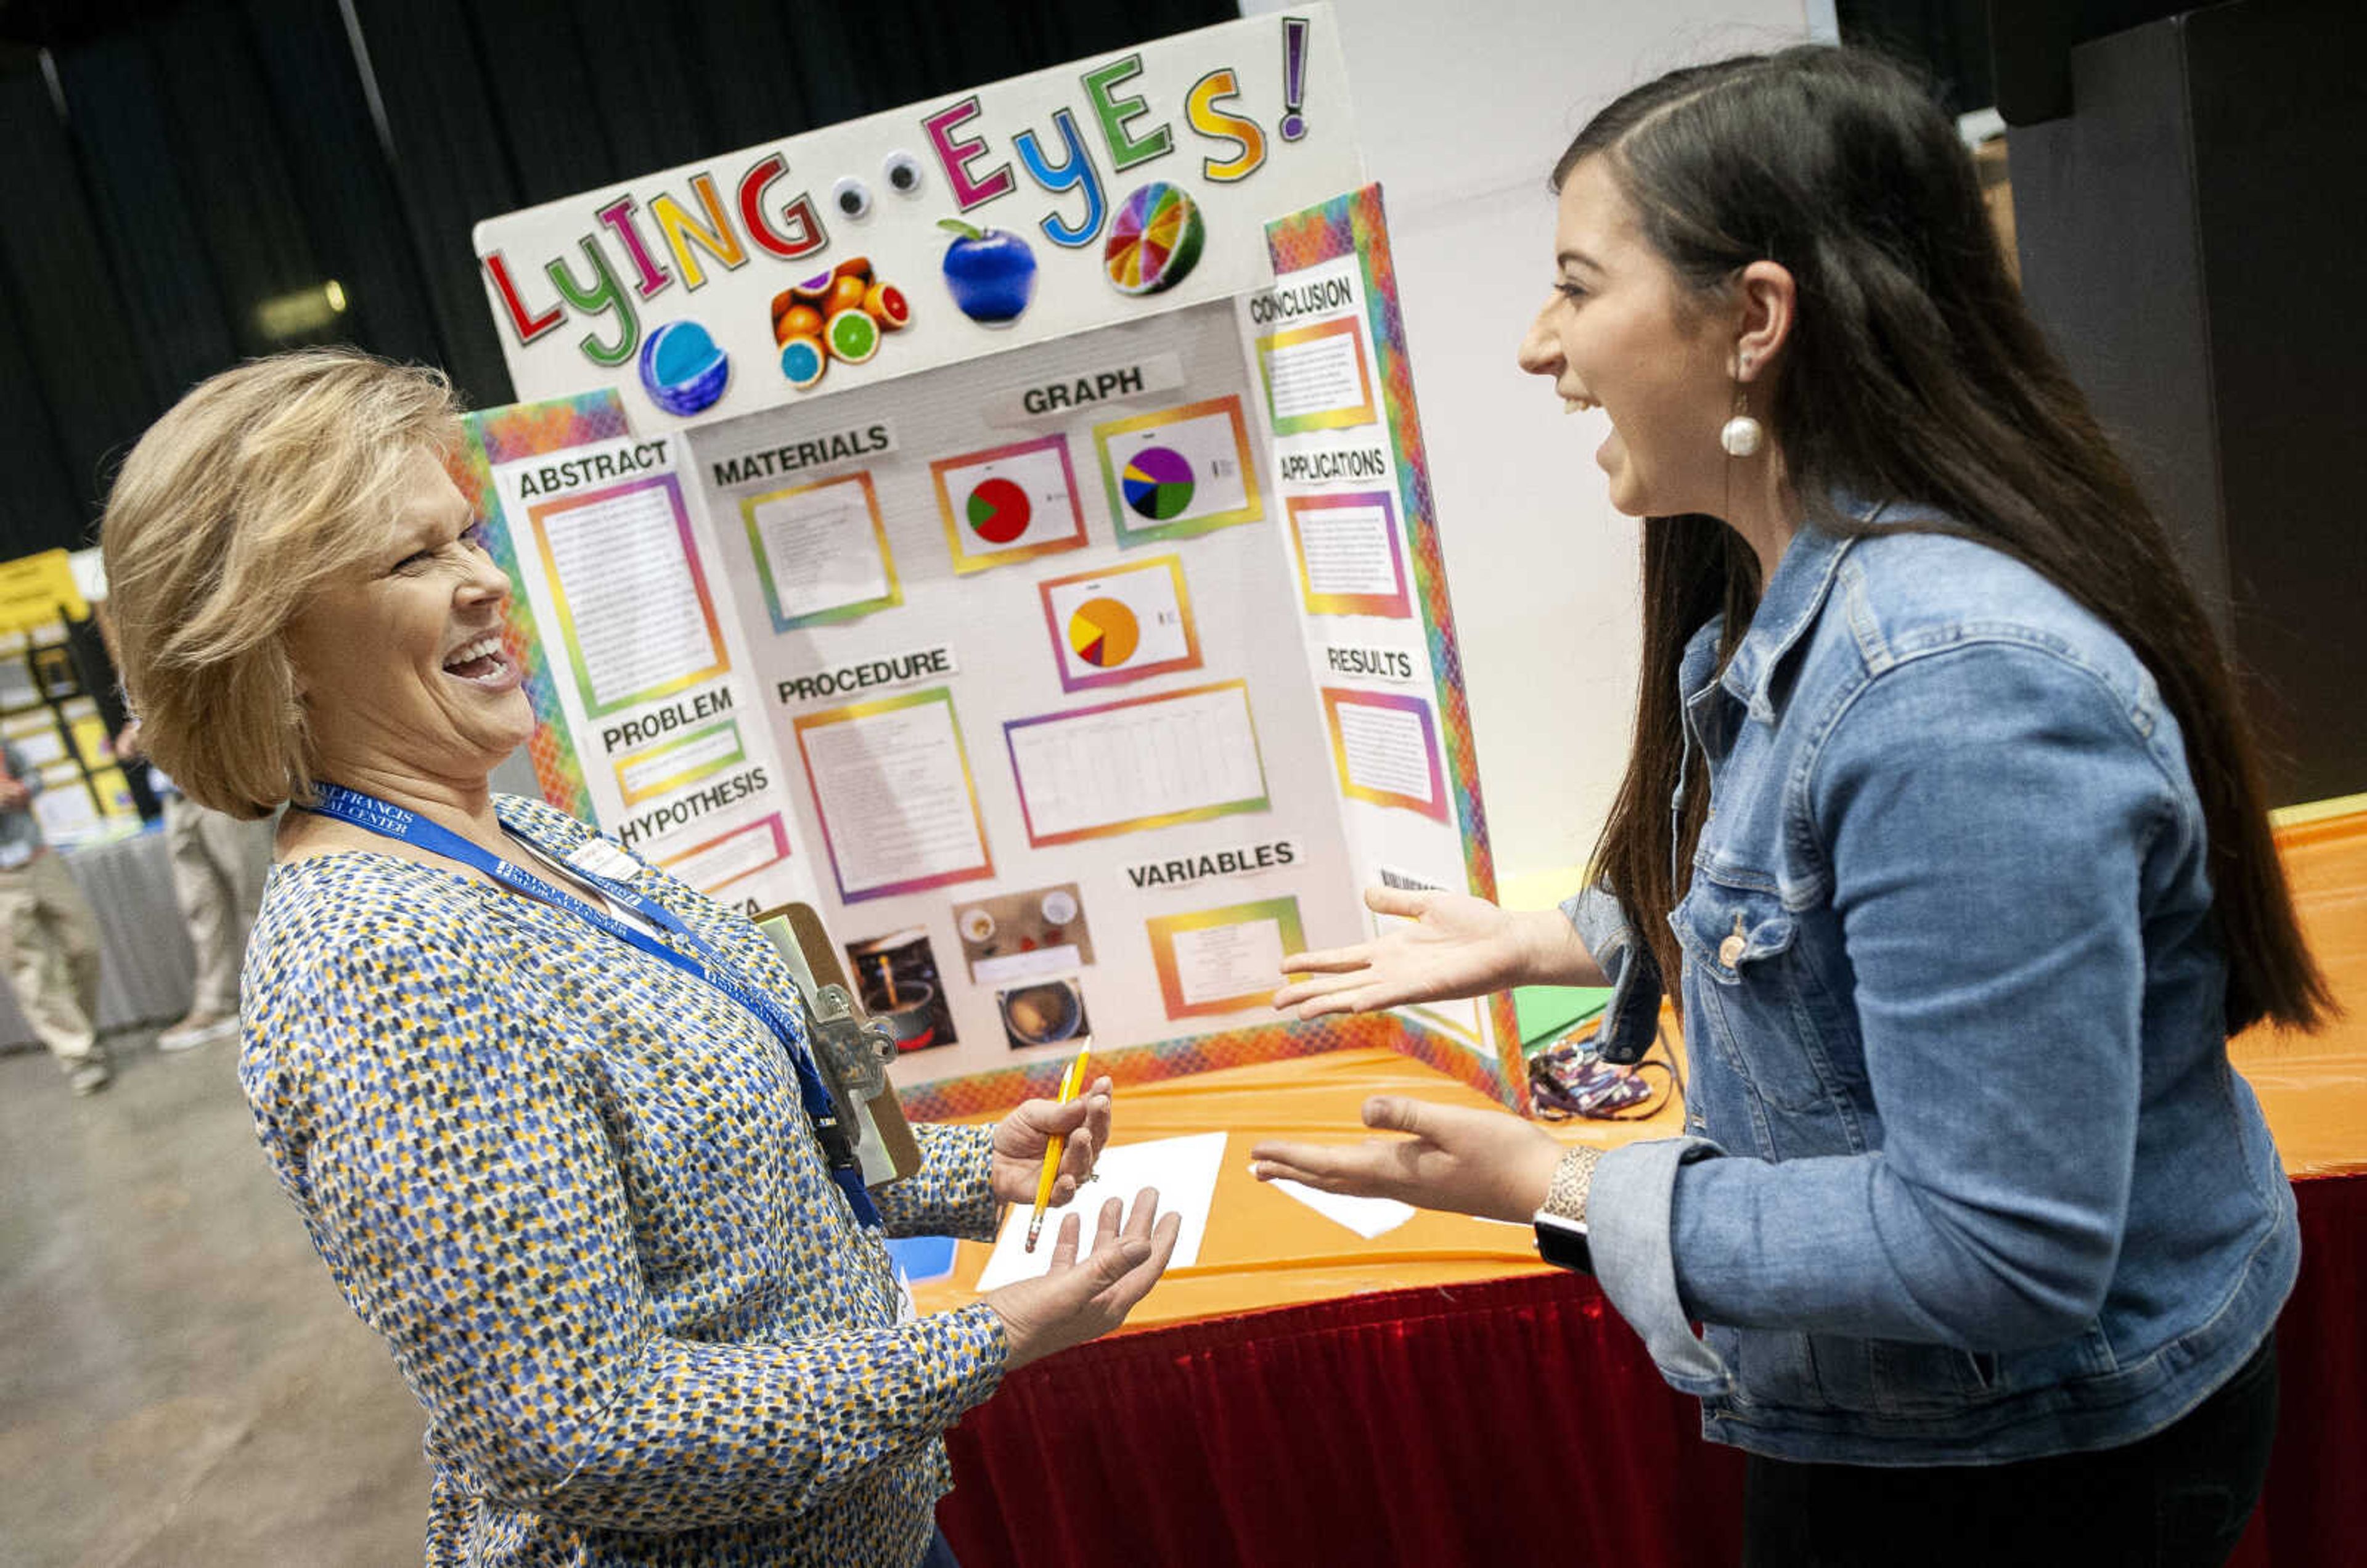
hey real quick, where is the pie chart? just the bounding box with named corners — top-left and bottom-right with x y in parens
top-left (1121, 446), bottom-right (1195, 521)
top-left (1067, 597), bottom-right (1141, 668)
top-left (965, 475), bottom-right (1032, 544)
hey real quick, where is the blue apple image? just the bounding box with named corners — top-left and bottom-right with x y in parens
top-left (938, 218), bottom-right (1037, 326)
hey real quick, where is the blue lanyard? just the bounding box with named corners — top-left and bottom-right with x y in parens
top-left (307, 783), bottom-right (880, 1228)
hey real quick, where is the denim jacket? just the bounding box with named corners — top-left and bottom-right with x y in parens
top-left (1566, 513), bottom-right (2297, 1464)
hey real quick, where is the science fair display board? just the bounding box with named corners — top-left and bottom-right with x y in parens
top-left (461, 7), bottom-right (1526, 1116)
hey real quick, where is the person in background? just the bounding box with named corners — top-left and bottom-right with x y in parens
top-left (112, 719), bottom-right (272, 1051)
top-left (0, 738), bottom-right (108, 1095)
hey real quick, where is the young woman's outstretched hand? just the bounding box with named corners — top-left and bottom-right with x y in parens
top-left (1272, 886), bottom-right (1603, 1019)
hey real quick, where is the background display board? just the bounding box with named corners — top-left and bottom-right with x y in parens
top-left (467, 8), bottom-right (1526, 1115)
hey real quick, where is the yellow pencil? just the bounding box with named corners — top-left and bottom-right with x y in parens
top-left (1024, 1043), bottom-right (1092, 1252)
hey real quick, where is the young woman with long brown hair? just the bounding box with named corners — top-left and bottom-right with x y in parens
top-left (1249, 46), bottom-right (2328, 1567)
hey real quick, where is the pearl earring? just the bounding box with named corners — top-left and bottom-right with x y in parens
top-left (1720, 363), bottom-right (1763, 458)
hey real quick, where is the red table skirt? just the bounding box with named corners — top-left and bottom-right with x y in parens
top-left (941, 1173), bottom-right (2363, 1567)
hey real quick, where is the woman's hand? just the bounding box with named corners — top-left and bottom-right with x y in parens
top-left (984, 1190), bottom-right (1182, 1370)
top-left (1248, 1096), bottom-right (1566, 1224)
top-left (1273, 887), bottom-right (1592, 1019)
top-left (989, 1076), bottom-right (1113, 1207)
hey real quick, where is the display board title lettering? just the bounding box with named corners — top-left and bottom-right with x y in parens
top-left (711, 424), bottom-right (894, 488)
top-left (480, 22), bottom-right (1319, 374)
top-left (1124, 839), bottom-right (1300, 889)
top-left (1280, 446), bottom-right (1388, 483)
top-left (1248, 276), bottom-right (1354, 324)
top-left (777, 646), bottom-right (957, 705)
top-left (514, 439), bottom-right (671, 499)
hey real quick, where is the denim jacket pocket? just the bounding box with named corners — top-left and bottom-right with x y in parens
top-left (1671, 877), bottom-right (1831, 1119)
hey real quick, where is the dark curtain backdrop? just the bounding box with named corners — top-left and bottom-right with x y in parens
top-left (0, 0), bottom-right (1232, 560)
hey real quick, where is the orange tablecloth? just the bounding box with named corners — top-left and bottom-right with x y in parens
top-left (917, 808), bottom-right (2367, 1326)
top-left (2228, 807), bottom-right (2367, 1176)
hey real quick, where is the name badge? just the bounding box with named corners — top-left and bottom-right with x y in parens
top-left (567, 839), bottom-right (644, 884)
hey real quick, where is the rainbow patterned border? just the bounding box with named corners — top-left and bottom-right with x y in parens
top-left (1036, 553), bottom-right (1204, 693)
top-left (1269, 184), bottom-right (1529, 1113)
top-left (931, 433), bottom-right (1089, 574)
top-left (1095, 395), bottom-right (1265, 545)
top-left (742, 471), bottom-right (901, 630)
top-left (1285, 491), bottom-right (1412, 618)
top-left (791, 685), bottom-right (995, 902)
top-left (1321, 686), bottom-right (1450, 822)
top-left (655, 811), bottom-right (793, 894)
top-left (1256, 317), bottom-right (1378, 434)
top-left (1145, 895), bottom-right (1307, 1019)
top-left (896, 1005), bottom-right (1521, 1121)
top-left (451, 394), bottom-right (629, 819)
top-left (528, 473), bottom-right (730, 718)
top-left (614, 718), bottom-right (745, 807)
top-left (1002, 679), bottom-right (1270, 847)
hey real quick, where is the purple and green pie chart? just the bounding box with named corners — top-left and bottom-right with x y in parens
top-left (1120, 446), bottom-right (1196, 521)
top-left (965, 476), bottom-right (1032, 544)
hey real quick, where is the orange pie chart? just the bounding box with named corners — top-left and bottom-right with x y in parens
top-left (1066, 597), bottom-right (1141, 668)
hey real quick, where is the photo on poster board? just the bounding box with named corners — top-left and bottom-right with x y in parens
top-left (1146, 895), bottom-right (1306, 1019)
top-left (1036, 555), bottom-right (1202, 693)
top-left (930, 434), bottom-right (1089, 574)
top-left (793, 686), bottom-right (995, 902)
top-left (1256, 316), bottom-right (1377, 435)
top-left (527, 473), bottom-right (730, 718)
top-left (1094, 396), bottom-right (1262, 545)
top-left (1003, 679), bottom-right (1269, 847)
top-left (1284, 491), bottom-right (1410, 618)
top-left (844, 928), bottom-right (959, 1053)
top-left (614, 717), bottom-right (748, 807)
top-left (1322, 687), bottom-right (1449, 822)
top-left (954, 882), bottom-right (1097, 986)
top-left (654, 812), bottom-right (795, 899)
top-left (740, 471), bottom-right (901, 630)
top-left (997, 973), bottom-right (1091, 1051)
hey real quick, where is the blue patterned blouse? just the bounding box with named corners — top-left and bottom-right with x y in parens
top-left (239, 796), bottom-right (1007, 1566)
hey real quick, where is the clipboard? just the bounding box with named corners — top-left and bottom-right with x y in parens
top-left (755, 901), bottom-right (924, 1190)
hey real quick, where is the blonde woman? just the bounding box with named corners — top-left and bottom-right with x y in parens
top-left (102, 349), bottom-right (1179, 1568)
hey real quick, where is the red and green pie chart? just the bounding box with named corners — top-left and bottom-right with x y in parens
top-left (1120, 446), bottom-right (1196, 521)
top-left (965, 476), bottom-right (1032, 544)
top-left (1068, 597), bottom-right (1141, 668)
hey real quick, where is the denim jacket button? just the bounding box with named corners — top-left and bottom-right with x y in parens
top-left (1719, 931), bottom-right (1747, 968)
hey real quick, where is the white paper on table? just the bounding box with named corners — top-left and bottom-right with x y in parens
top-left (1266, 1177), bottom-right (1415, 1240)
top-left (975, 1130), bottom-right (1228, 1290)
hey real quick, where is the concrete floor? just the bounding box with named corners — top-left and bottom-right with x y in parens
top-left (1, 1033), bottom-right (428, 1566)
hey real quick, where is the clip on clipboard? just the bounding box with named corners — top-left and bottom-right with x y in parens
top-left (755, 902), bottom-right (923, 1190)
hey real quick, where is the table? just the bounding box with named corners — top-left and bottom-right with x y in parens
top-left (0, 827), bottom-right (194, 1050)
top-left (922, 805), bottom-right (2367, 1566)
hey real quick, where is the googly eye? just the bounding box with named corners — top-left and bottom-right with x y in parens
top-left (883, 150), bottom-right (925, 198)
top-left (831, 176), bottom-right (873, 221)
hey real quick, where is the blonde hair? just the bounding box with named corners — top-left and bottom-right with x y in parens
top-left (100, 349), bottom-right (462, 819)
